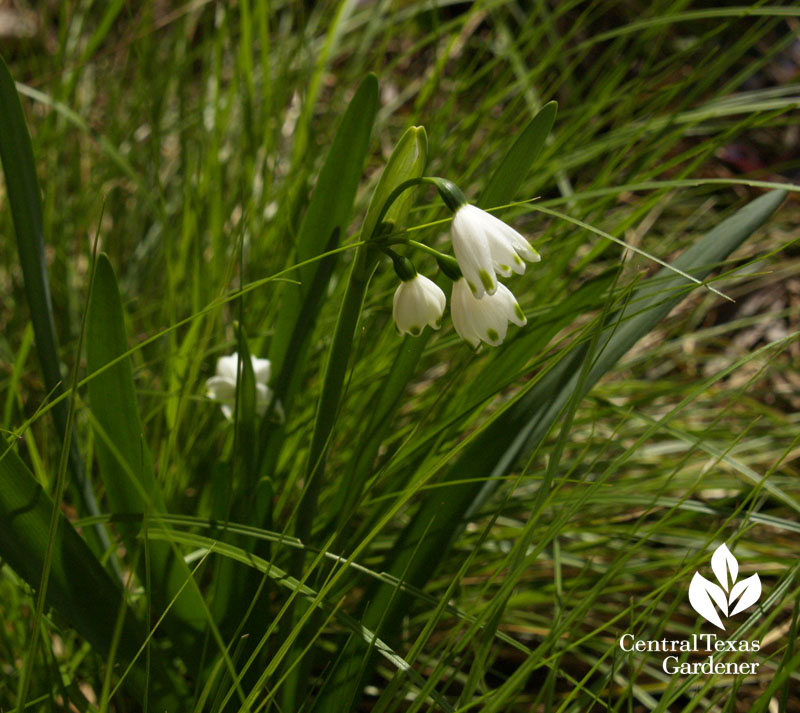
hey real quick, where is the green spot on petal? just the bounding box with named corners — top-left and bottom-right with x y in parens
top-left (410, 326), bottom-right (421, 336)
top-left (500, 264), bottom-right (509, 271)
top-left (487, 329), bottom-right (500, 343)
top-left (514, 304), bottom-right (525, 321)
top-left (479, 270), bottom-right (494, 292)
top-left (514, 255), bottom-right (523, 265)
top-left (467, 280), bottom-right (477, 293)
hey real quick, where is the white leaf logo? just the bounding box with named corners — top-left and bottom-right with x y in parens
top-left (729, 574), bottom-right (761, 617)
top-left (689, 573), bottom-right (727, 629)
top-left (711, 543), bottom-right (737, 591)
top-left (688, 544), bottom-right (761, 629)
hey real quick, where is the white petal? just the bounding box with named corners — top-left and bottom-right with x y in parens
top-left (251, 356), bottom-right (272, 385)
top-left (484, 233), bottom-right (520, 277)
top-left (450, 279), bottom-right (482, 347)
top-left (206, 375), bottom-right (237, 421)
top-left (450, 278), bottom-right (526, 348)
top-left (495, 282), bottom-right (527, 327)
top-left (209, 352), bottom-right (274, 420)
top-left (451, 205), bottom-right (497, 298)
top-left (216, 354), bottom-right (240, 381)
top-left (476, 206), bottom-right (541, 267)
top-left (206, 375), bottom-right (236, 402)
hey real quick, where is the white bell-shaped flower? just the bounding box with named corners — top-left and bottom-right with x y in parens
top-left (451, 204), bottom-right (540, 298)
top-left (392, 274), bottom-right (446, 336)
top-left (450, 277), bottom-right (527, 348)
top-left (206, 352), bottom-right (275, 420)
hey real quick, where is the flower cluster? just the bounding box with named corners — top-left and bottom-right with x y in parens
top-left (208, 183), bottom-right (540, 419)
top-left (392, 197), bottom-right (538, 348)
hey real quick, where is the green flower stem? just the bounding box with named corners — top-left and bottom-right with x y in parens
top-left (294, 174), bottom-right (458, 549)
top-left (294, 248), bottom-right (377, 549)
top-left (403, 239), bottom-right (450, 261)
top-left (372, 175), bottom-right (464, 234)
top-left (282, 245), bottom-right (377, 712)
top-left (384, 239), bottom-right (462, 280)
top-left (285, 175), bottom-right (465, 709)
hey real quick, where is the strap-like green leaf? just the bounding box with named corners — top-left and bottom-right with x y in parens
top-left (361, 125), bottom-right (428, 240)
top-left (479, 101), bottom-right (557, 210)
top-left (0, 53), bottom-right (109, 553)
top-left (267, 75), bottom-right (379, 407)
top-left (86, 254), bottom-right (206, 633)
top-left (326, 125), bottom-right (428, 526)
top-left (316, 100), bottom-right (560, 713)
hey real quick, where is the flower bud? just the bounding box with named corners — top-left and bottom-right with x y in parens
top-left (392, 274), bottom-right (447, 337)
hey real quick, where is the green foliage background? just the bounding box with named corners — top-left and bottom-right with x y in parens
top-left (1, 1), bottom-right (799, 711)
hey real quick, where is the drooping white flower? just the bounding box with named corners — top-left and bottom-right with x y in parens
top-left (392, 274), bottom-right (446, 336)
top-left (451, 204), bottom-right (540, 298)
top-left (450, 277), bottom-right (527, 348)
top-left (206, 352), bottom-right (275, 420)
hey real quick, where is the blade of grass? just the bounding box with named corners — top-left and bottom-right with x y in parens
top-left (0, 53), bottom-right (113, 566)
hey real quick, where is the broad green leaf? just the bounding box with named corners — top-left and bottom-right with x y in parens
top-left (279, 105), bottom-right (425, 713)
top-left (0, 55), bottom-right (60, 409)
top-left (479, 101), bottom-right (557, 210)
top-left (294, 123), bottom-right (428, 550)
top-left (267, 75), bottom-right (379, 403)
top-left (255, 76), bottom-right (379, 545)
top-left (0, 53), bottom-right (108, 550)
top-left (86, 254), bottom-right (206, 633)
top-left (0, 439), bottom-right (184, 709)
top-left (323, 189), bottom-right (787, 708)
